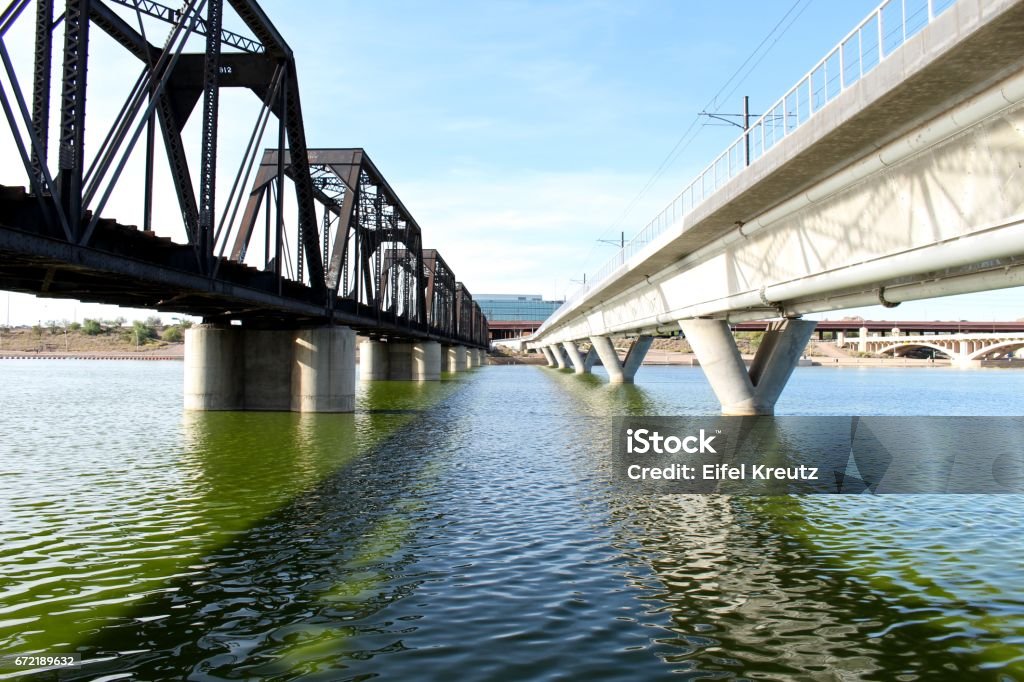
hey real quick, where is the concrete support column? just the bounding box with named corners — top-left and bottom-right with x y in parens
top-left (623, 336), bottom-right (653, 381)
top-left (292, 326), bottom-right (356, 413)
top-left (562, 341), bottom-right (586, 374)
top-left (550, 344), bottom-right (568, 369)
top-left (583, 345), bottom-right (598, 372)
top-left (680, 318), bottom-right (815, 415)
top-left (412, 341), bottom-right (442, 381)
top-left (184, 325), bottom-right (242, 410)
top-left (359, 339), bottom-right (389, 381)
top-left (590, 335), bottom-right (623, 382)
top-left (446, 345), bottom-right (468, 372)
top-left (589, 335), bottom-right (651, 383)
top-left (468, 348), bottom-right (480, 368)
top-left (540, 346), bottom-right (556, 367)
top-left (242, 329), bottom-right (294, 411)
top-left (858, 326), bottom-right (869, 353)
top-left (186, 324), bottom-right (356, 413)
top-left (387, 342), bottom-right (414, 380)
top-left (836, 330), bottom-right (846, 347)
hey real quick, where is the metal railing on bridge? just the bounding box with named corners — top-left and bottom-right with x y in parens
top-left (542, 0), bottom-right (959, 333)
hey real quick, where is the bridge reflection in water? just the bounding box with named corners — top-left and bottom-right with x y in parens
top-left (2, 362), bottom-right (1024, 678)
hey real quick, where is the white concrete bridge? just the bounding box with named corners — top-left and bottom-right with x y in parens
top-left (841, 329), bottom-right (1024, 366)
top-left (526, 0), bottom-right (1024, 414)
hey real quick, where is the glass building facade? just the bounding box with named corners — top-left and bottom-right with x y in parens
top-left (476, 294), bottom-right (563, 322)
top-left (476, 294), bottom-right (564, 340)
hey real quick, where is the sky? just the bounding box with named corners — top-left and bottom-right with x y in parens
top-left (1, 0), bottom-right (1021, 326)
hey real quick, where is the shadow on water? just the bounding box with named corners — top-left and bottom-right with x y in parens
top-left (537, 369), bottom-right (1022, 679)
top-left (601, 492), bottom-right (1010, 679)
top-left (6, 363), bottom-right (1024, 680)
top-left (8, 378), bottom-right (465, 681)
top-left (536, 366), bottom-right (658, 416)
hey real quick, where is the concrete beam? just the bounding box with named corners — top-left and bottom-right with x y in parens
top-left (680, 318), bottom-right (815, 415)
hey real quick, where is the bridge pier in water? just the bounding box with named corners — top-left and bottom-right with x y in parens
top-left (540, 347), bottom-right (556, 367)
top-left (679, 319), bottom-right (816, 416)
top-left (184, 324), bottom-right (357, 413)
top-left (360, 339), bottom-right (454, 380)
top-left (561, 342), bottom-right (584, 374)
top-left (549, 344), bottom-right (568, 369)
top-left (560, 342), bottom-right (598, 375)
top-left (446, 345), bottom-right (468, 372)
top-left (588, 335), bottom-right (652, 384)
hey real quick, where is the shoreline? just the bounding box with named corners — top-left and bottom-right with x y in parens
top-left (0, 350), bottom-right (183, 361)
top-left (5, 351), bottom-right (1023, 369)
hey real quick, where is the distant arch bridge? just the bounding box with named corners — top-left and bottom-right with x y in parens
top-left (843, 332), bottom-right (1024, 367)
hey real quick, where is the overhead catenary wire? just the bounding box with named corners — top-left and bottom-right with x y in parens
top-left (578, 0), bottom-right (815, 278)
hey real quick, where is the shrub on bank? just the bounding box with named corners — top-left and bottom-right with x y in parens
top-left (161, 326), bottom-right (184, 343)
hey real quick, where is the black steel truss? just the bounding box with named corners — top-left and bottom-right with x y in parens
top-left (105, 0), bottom-right (263, 53)
top-left (0, 1), bottom-right (487, 346)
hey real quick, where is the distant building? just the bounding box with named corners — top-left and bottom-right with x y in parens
top-left (476, 294), bottom-right (564, 341)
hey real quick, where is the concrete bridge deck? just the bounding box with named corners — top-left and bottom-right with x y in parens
top-left (527, 0), bottom-right (1024, 414)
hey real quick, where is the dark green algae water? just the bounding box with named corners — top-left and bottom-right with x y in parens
top-left (1, 360), bottom-right (1023, 680)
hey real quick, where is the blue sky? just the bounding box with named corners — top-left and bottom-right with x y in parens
top-left (1, 0), bottom-right (1021, 325)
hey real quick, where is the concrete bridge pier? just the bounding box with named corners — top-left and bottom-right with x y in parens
top-left (413, 341), bottom-right (442, 380)
top-left (541, 346), bottom-right (556, 367)
top-left (561, 342), bottom-right (585, 374)
top-left (589, 335), bottom-right (652, 383)
top-left (550, 344), bottom-right (568, 369)
top-left (361, 339), bottom-right (444, 380)
top-left (679, 318), bottom-right (816, 416)
top-left (292, 327), bottom-right (357, 412)
top-left (184, 324), bottom-right (242, 410)
top-left (386, 342), bottom-right (414, 379)
top-left (185, 323), bottom-right (356, 413)
top-left (359, 339), bottom-right (389, 381)
top-left (562, 342), bottom-right (599, 374)
top-left (446, 345), bottom-right (468, 372)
